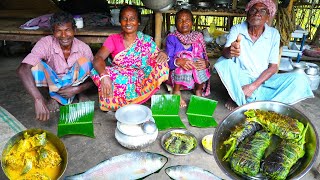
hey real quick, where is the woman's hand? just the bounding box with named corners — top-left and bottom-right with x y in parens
top-left (194, 59), bottom-right (209, 70)
top-left (100, 76), bottom-right (113, 98)
top-left (176, 58), bottom-right (195, 70)
top-left (156, 51), bottom-right (168, 63)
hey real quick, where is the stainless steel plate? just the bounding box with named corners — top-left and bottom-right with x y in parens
top-left (161, 129), bottom-right (198, 155)
top-left (115, 104), bottom-right (152, 125)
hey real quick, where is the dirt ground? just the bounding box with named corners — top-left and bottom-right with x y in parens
top-left (0, 49), bottom-right (319, 179)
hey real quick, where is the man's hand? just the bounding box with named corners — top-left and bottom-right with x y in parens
top-left (229, 34), bottom-right (242, 57)
top-left (34, 98), bottom-right (50, 121)
top-left (100, 76), bottom-right (113, 98)
top-left (58, 86), bottom-right (78, 99)
top-left (242, 83), bottom-right (258, 98)
top-left (156, 51), bottom-right (168, 63)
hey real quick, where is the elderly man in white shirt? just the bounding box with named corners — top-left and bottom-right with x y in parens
top-left (214, 0), bottom-right (313, 110)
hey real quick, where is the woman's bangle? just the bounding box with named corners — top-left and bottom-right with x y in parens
top-left (174, 59), bottom-right (180, 67)
top-left (99, 74), bottom-right (110, 81)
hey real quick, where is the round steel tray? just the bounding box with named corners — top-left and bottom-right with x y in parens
top-left (161, 129), bottom-right (197, 155)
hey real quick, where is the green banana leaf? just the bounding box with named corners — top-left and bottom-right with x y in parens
top-left (186, 95), bottom-right (218, 128)
top-left (151, 95), bottom-right (186, 131)
top-left (58, 101), bottom-right (95, 138)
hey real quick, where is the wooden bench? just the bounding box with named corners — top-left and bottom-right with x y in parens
top-left (0, 18), bottom-right (121, 44)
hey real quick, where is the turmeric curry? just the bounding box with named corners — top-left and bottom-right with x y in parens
top-left (3, 132), bottom-right (62, 180)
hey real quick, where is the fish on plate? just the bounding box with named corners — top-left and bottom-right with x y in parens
top-left (165, 165), bottom-right (222, 180)
top-left (65, 152), bottom-right (168, 180)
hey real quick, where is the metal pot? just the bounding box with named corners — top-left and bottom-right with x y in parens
top-left (213, 101), bottom-right (319, 180)
top-left (305, 65), bottom-right (320, 76)
top-left (1, 129), bottom-right (68, 179)
top-left (213, 0), bottom-right (231, 4)
top-left (141, 0), bottom-right (174, 11)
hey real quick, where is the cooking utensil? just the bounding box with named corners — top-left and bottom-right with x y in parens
top-left (202, 134), bottom-right (213, 154)
top-left (115, 104), bottom-right (152, 125)
top-left (213, 101), bottom-right (319, 180)
top-left (305, 64), bottom-right (320, 75)
top-left (1, 129), bottom-right (68, 179)
top-left (142, 121), bottom-right (157, 134)
top-left (141, 0), bottom-right (174, 11)
top-left (115, 126), bottom-right (158, 149)
top-left (161, 129), bottom-right (197, 155)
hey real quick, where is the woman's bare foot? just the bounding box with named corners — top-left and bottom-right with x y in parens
top-left (173, 91), bottom-right (187, 108)
top-left (78, 93), bottom-right (90, 102)
top-left (194, 89), bottom-right (202, 96)
top-left (225, 99), bottom-right (238, 111)
top-left (47, 99), bottom-right (60, 112)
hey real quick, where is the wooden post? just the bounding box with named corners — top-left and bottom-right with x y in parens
top-left (166, 13), bottom-right (171, 33)
top-left (195, 15), bottom-right (199, 31)
top-left (155, 11), bottom-right (163, 48)
top-left (287, 0), bottom-right (294, 14)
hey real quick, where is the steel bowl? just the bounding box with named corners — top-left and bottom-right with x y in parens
top-left (213, 101), bottom-right (319, 180)
top-left (161, 129), bottom-right (198, 155)
top-left (202, 134), bottom-right (214, 155)
top-left (1, 129), bottom-right (68, 179)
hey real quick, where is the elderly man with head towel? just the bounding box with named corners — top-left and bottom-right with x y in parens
top-left (214, 0), bottom-right (314, 110)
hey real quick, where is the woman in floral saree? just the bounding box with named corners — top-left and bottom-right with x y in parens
top-left (91, 5), bottom-right (169, 111)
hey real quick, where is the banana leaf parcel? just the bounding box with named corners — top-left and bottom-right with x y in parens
top-left (262, 124), bottom-right (309, 180)
top-left (244, 109), bottom-right (304, 140)
top-left (151, 95), bottom-right (186, 131)
top-left (230, 130), bottom-right (271, 177)
top-left (223, 121), bottom-right (262, 161)
top-left (186, 95), bottom-right (218, 128)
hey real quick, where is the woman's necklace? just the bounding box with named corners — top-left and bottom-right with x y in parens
top-left (123, 40), bottom-right (131, 48)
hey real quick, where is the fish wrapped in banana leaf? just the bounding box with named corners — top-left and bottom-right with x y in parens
top-left (230, 130), bottom-right (271, 176)
top-left (164, 132), bottom-right (196, 154)
top-left (262, 124), bottom-right (309, 180)
top-left (223, 121), bottom-right (262, 161)
top-left (244, 109), bottom-right (304, 140)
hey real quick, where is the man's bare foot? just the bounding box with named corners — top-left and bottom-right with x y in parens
top-left (78, 93), bottom-right (91, 102)
top-left (225, 99), bottom-right (238, 111)
top-left (173, 91), bottom-right (187, 108)
top-left (47, 99), bottom-right (60, 112)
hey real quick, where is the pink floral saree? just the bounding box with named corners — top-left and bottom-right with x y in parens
top-left (91, 31), bottom-right (169, 111)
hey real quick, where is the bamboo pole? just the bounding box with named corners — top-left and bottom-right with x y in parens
top-left (155, 11), bottom-right (163, 48)
top-left (287, 0), bottom-right (295, 14)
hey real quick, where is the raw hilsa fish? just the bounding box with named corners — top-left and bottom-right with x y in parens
top-left (65, 152), bottom-right (168, 180)
top-left (165, 165), bottom-right (222, 180)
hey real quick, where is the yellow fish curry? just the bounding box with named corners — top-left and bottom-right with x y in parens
top-left (3, 132), bottom-right (62, 180)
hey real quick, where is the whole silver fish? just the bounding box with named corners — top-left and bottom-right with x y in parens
top-left (65, 152), bottom-right (168, 180)
top-left (165, 165), bottom-right (222, 180)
